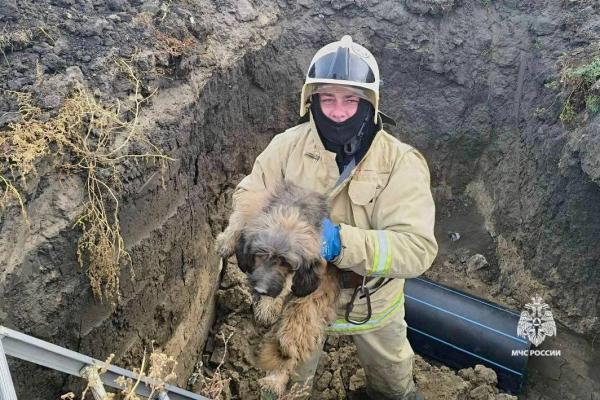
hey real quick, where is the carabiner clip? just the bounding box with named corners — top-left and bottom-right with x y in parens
top-left (345, 279), bottom-right (372, 325)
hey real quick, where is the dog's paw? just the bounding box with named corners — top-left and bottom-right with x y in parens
top-left (258, 371), bottom-right (289, 397)
top-left (215, 231), bottom-right (236, 258)
top-left (253, 296), bottom-right (283, 326)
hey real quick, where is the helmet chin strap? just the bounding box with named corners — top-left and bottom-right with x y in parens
top-left (343, 111), bottom-right (370, 157)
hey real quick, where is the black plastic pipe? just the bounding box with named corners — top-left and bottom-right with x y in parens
top-left (404, 277), bottom-right (530, 394)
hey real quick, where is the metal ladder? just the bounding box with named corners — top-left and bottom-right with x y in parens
top-left (0, 325), bottom-right (209, 400)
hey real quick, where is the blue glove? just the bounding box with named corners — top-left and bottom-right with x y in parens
top-left (320, 218), bottom-right (341, 261)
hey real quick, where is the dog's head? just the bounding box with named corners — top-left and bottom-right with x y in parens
top-left (241, 207), bottom-right (324, 298)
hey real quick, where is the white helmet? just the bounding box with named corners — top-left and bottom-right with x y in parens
top-left (300, 35), bottom-right (380, 123)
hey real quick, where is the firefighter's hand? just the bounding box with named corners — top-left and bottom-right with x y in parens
top-left (320, 218), bottom-right (341, 262)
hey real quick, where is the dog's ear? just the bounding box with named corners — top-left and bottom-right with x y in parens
top-left (235, 234), bottom-right (255, 273)
top-left (291, 259), bottom-right (322, 297)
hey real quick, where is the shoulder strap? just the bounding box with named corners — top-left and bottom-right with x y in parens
top-left (334, 158), bottom-right (356, 187)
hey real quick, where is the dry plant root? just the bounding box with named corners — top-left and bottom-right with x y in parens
top-left (62, 342), bottom-right (178, 399)
top-left (1, 59), bottom-right (173, 303)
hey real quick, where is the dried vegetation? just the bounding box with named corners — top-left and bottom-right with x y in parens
top-left (61, 336), bottom-right (239, 399)
top-left (0, 60), bottom-right (173, 303)
top-left (133, 11), bottom-right (195, 59)
top-left (62, 343), bottom-right (178, 399)
top-left (0, 28), bottom-right (33, 63)
top-left (558, 42), bottom-right (600, 123)
top-left (195, 332), bottom-right (233, 399)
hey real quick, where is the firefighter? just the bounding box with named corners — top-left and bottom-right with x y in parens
top-left (234, 35), bottom-right (437, 399)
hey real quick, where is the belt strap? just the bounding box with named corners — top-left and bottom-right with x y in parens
top-left (339, 270), bottom-right (371, 289)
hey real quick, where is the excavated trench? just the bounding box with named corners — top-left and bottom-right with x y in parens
top-left (0, 0), bottom-right (599, 399)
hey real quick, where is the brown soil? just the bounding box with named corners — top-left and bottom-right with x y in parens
top-left (1, 0), bottom-right (599, 398)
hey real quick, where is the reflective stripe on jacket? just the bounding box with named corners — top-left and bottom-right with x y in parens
top-left (233, 114), bottom-right (438, 334)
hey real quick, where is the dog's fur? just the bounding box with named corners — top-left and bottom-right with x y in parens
top-left (216, 181), bottom-right (341, 395)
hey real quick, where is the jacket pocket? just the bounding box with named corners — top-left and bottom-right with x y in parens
top-left (348, 180), bottom-right (378, 205)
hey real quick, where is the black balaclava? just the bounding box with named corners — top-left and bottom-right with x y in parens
top-left (310, 95), bottom-right (378, 172)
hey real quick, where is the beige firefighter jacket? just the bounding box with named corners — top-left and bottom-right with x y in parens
top-left (233, 114), bottom-right (438, 334)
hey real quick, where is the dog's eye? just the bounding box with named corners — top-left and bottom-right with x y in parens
top-left (279, 258), bottom-right (292, 269)
top-left (254, 254), bottom-right (267, 263)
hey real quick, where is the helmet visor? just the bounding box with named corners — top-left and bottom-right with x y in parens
top-left (308, 46), bottom-right (376, 84)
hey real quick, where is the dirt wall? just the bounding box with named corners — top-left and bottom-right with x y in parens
top-left (1, 0), bottom-right (599, 398)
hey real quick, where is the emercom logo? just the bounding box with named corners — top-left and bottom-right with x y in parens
top-left (512, 295), bottom-right (561, 357)
top-left (517, 295), bottom-right (557, 346)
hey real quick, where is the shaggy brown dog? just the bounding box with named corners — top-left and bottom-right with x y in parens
top-left (216, 182), bottom-right (341, 395)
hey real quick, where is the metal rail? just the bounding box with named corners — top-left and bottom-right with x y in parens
top-left (0, 325), bottom-right (208, 400)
